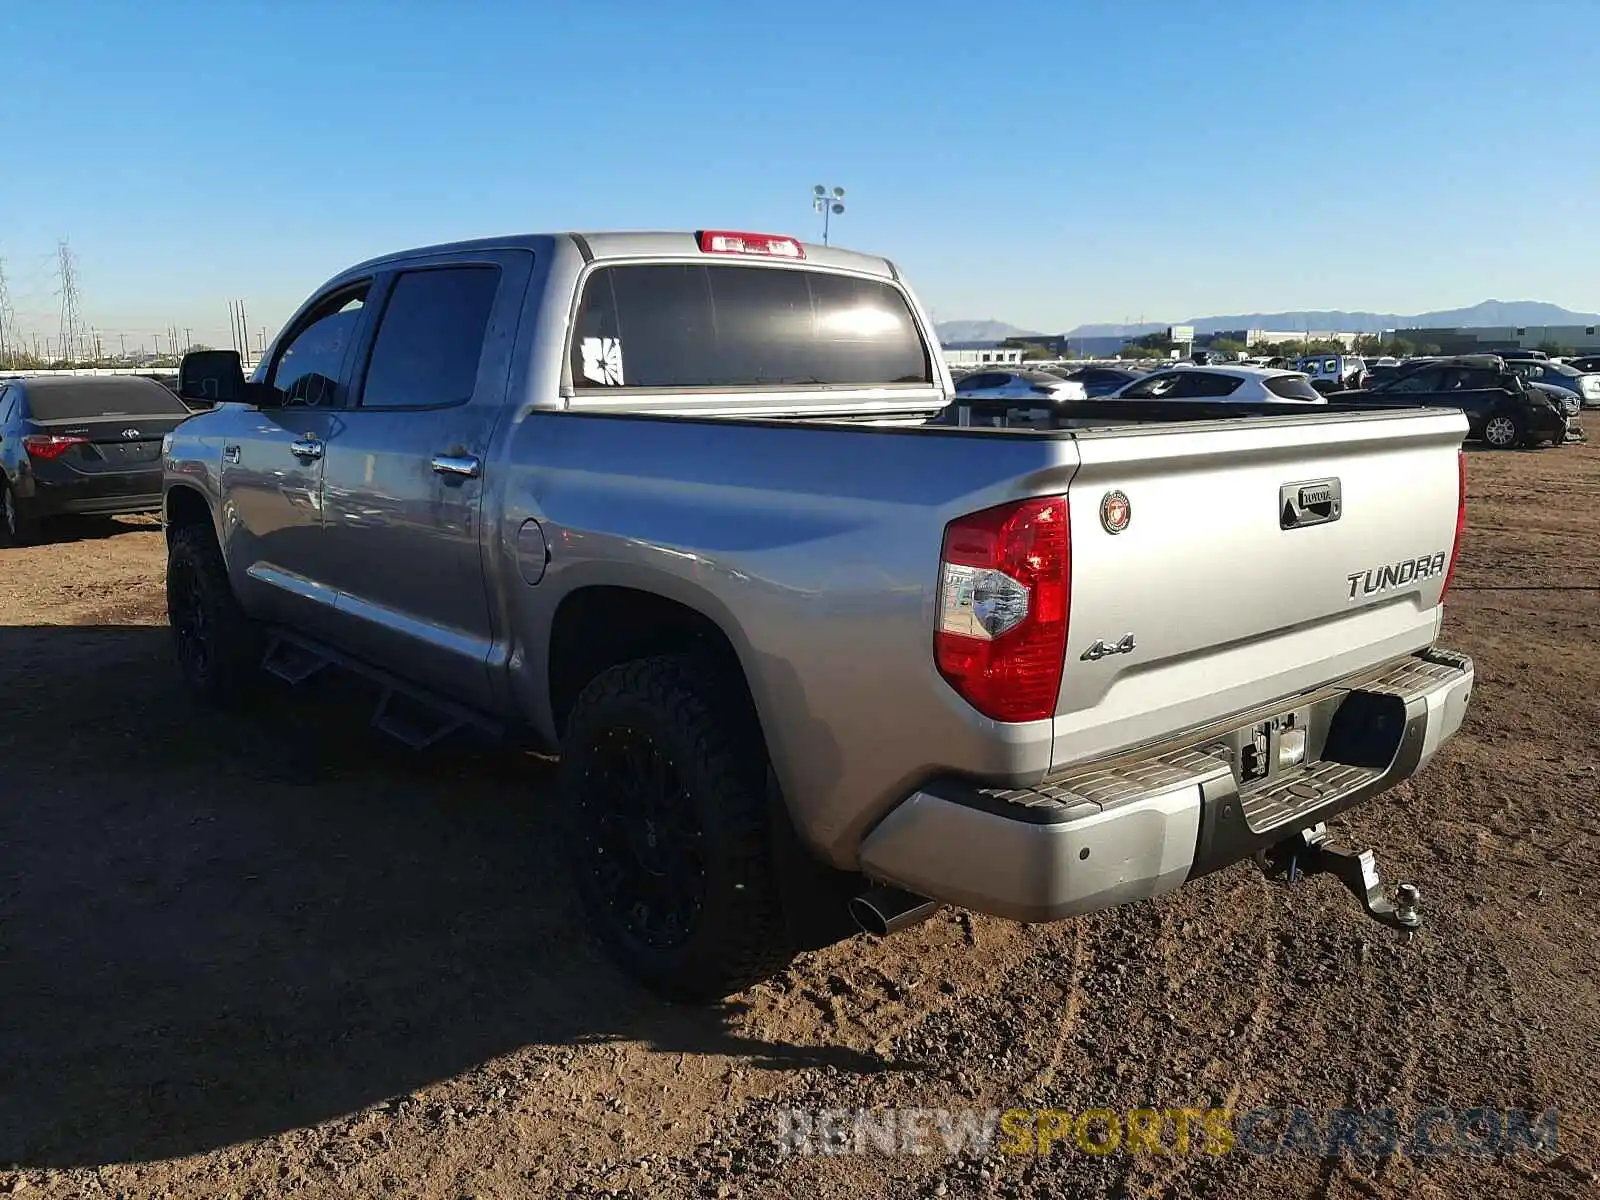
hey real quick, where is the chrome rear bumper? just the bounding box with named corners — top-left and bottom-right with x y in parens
top-left (857, 649), bottom-right (1473, 923)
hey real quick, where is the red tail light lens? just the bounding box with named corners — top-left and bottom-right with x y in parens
top-left (21, 434), bottom-right (89, 460)
top-left (934, 495), bottom-right (1071, 722)
top-left (1441, 449), bottom-right (1467, 601)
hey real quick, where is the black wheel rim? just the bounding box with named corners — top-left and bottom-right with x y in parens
top-left (169, 556), bottom-right (212, 680)
top-left (578, 726), bottom-right (706, 950)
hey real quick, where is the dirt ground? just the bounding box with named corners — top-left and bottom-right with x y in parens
top-left (2, 446), bottom-right (1597, 1200)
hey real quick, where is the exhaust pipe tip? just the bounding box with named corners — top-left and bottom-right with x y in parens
top-left (849, 886), bottom-right (939, 937)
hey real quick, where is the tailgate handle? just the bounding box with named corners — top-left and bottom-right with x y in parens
top-left (1280, 478), bottom-right (1342, 530)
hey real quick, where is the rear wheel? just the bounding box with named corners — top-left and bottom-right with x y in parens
top-left (0, 482), bottom-right (35, 546)
top-left (558, 655), bottom-right (795, 1001)
top-left (1482, 412), bottom-right (1524, 450)
top-left (166, 522), bottom-right (264, 705)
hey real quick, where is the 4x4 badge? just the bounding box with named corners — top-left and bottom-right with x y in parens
top-left (1082, 633), bottom-right (1137, 661)
top-left (1100, 490), bottom-right (1131, 534)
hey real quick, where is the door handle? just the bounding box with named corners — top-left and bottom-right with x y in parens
top-left (431, 454), bottom-right (481, 479)
top-left (223, 444), bottom-right (241, 464)
top-left (289, 437), bottom-right (323, 460)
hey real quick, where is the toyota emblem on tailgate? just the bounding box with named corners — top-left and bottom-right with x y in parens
top-left (121, 428), bottom-right (141, 438)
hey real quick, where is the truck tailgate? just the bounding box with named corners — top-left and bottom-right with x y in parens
top-left (1051, 407), bottom-right (1467, 771)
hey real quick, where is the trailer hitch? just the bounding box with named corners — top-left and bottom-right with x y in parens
top-left (1257, 823), bottom-right (1422, 934)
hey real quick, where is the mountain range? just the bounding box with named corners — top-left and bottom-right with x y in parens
top-left (936, 301), bottom-right (1600, 345)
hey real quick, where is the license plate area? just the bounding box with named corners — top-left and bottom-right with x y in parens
top-left (1218, 702), bottom-right (1335, 793)
top-left (77, 441), bottom-right (163, 468)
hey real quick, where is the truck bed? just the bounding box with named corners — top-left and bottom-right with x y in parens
top-left (499, 399), bottom-right (1468, 861)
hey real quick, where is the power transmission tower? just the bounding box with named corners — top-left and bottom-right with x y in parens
top-left (0, 255), bottom-right (14, 365)
top-left (56, 239), bottom-right (85, 362)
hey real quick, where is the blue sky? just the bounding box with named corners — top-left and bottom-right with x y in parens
top-left (3, 0), bottom-right (1598, 349)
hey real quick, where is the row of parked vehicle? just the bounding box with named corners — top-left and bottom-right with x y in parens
top-left (949, 352), bottom-right (1586, 450)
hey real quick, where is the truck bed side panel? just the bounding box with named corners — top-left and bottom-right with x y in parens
top-left (496, 413), bottom-right (1081, 861)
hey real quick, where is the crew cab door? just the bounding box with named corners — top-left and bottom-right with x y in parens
top-left (221, 281), bottom-right (371, 636)
top-left (314, 252), bottom-right (532, 711)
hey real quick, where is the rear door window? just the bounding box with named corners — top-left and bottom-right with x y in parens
top-left (359, 267), bottom-right (501, 408)
top-left (1170, 371), bottom-right (1244, 398)
top-left (1376, 368), bottom-right (1444, 394)
top-left (570, 263), bottom-right (931, 390)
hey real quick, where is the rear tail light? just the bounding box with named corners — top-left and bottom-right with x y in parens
top-left (934, 495), bottom-right (1071, 722)
top-left (697, 230), bottom-right (805, 259)
top-left (21, 434), bottom-right (89, 460)
top-left (1441, 450), bottom-right (1467, 602)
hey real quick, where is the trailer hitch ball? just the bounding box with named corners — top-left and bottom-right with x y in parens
top-left (1262, 823), bottom-right (1424, 934)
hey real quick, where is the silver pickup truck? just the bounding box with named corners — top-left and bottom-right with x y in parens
top-left (163, 230), bottom-right (1474, 1000)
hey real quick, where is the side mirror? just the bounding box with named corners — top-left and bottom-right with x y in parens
top-left (178, 349), bottom-right (246, 406)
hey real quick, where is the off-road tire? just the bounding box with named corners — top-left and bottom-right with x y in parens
top-left (558, 654), bottom-right (796, 1002)
top-left (166, 522), bottom-right (265, 706)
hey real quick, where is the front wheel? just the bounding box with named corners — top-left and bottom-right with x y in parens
top-left (166, 523), bottom-right (264, 705)
top-left (558, 655), bottom-right (795, 1002)
top-left (1482, 412), bottom-right (1525, 450)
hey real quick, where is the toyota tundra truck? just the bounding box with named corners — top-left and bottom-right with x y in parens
top-left (162, 230), bottom-right (1474, 1000)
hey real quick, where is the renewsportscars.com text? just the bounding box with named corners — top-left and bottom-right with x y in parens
top-left (773, 1106), bottom-right (1559, 1159)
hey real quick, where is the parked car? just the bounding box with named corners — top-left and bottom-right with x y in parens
top-left (953, 368), bottom-right (1088, 404)
top-left (1566, 355), bottom-right (1600, 373)
top-left (163, 229), bottom-right (1474, 1001)
top-left (1062, 365), bottom-right (1145, 397)
top-left (1109, 365), bottom-right (1326, 402)
top-left (0, 375), bottom-right (193, 544)
top-left (1501, 356), bottom-right (1600, 408)
top-left (1335, 355), bottom-right (1574, 448)
top-left (1295, 354), bottom-right (1369, 394)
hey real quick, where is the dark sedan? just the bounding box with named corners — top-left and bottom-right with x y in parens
top-left (1334, 357), bottom-right (1572, 449)
top-left (0, 375), bottom-right (192, 544)
top-left (1063, 365), bottom-right (1145, 397)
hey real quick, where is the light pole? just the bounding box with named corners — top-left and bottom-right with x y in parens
top-left (811, 184), bottom-right (846, 245)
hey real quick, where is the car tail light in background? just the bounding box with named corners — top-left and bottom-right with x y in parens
top-left (1441, 450), bottom-right (1467, 602)
top-left (21, 434), bottom-right (89, 460)
top-left (935, 495), bottom-right (1071, 722)
top-left (697, 231), bottom-right (805, 259)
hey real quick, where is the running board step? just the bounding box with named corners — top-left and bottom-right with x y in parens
top-left (258, 626), bottom-right (504, 750)
top-left (370, 688), bottom-right (464, 750)
top-left (262, 635), bottom-right (333, 685)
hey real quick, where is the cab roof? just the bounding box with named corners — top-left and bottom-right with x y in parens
top-left (343, 231), bottom-right (899, 280)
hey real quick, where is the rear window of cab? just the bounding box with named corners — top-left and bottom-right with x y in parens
top-left (570, 263), bottom-right (932, 390)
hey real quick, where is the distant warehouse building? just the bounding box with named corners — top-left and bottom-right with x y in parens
top-left (941, 344), bottom-right (1025, 366)
top-left (1391, 325), bottom-right (1600, 355)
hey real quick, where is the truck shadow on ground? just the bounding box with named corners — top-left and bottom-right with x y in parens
top-left (0, 625), bottom-right (912, 1168)
top-left (20, 514), bottom-right (160, 545)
